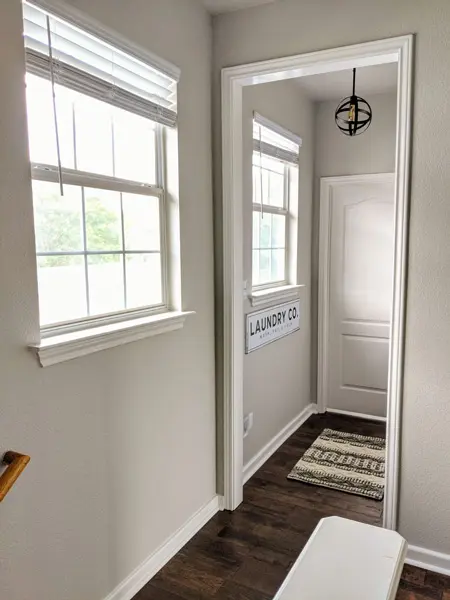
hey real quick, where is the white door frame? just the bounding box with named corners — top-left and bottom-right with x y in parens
top-left (221, 35), bottom-right (413, 531)
top-left (317, 172), bottom-right (395, 416)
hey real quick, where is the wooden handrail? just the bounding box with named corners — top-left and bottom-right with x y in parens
top-left (0, 451), bottom-right (31, 502)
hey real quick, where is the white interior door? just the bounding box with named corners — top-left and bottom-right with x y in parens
top-left (319, 174), bottom-right (395, 418)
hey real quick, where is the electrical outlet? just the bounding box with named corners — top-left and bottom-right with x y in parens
top-left (243, 412), bottom-right (254, 438)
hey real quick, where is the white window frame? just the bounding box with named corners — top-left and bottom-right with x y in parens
top-left (27, 85), bottom-right (169, 339)
top-left (251, 114), bottom-right (301, 294)
top-left (251, 158), bottom-right (291, 291)
top-left (24, 0), bottom-right (194, 367)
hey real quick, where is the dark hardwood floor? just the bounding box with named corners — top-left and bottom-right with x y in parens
top-left (134, 413), bottom-right (449, 599)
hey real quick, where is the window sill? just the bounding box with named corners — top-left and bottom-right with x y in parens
top-left (29, 311), bottom-right (195, 367)
top-left (249, 284), bottom-right (304, 307)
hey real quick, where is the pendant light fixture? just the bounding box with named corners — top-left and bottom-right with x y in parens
top-left (335, 68), bottom-right (372, 136)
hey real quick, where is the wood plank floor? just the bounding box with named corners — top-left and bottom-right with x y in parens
top-left (134, 413), bottom-right (450, 599)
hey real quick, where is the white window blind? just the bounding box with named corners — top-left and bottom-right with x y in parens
top-left (253, 113), bottom-right (301, 165)
top-left (23, 1), bottom-right (178, 128)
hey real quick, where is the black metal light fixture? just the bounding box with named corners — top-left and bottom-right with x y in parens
top-left (335, 68), bottom-right (372, 136)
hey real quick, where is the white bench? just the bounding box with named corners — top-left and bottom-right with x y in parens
top-left (274, 517), bottom-right (407, 600)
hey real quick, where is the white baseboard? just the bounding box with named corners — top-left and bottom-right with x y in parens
top-left (243, 403), bottom-right (318, 484)
top-left (406, 544), bottom-right (450, 577)
top-left (103, 495), bottom-right (222, 600)
top-left (326, 408), bottom-right (387, 423)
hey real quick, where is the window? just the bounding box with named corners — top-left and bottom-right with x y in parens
top-left (252, 115), bottom-right (301, 289)
top-left (23, 2), bottom-right (178, 331)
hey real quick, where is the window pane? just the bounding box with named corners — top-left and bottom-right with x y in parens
top-left (37, 255), bottom-right (87, 326)
top-left (252, 211), bottom-right (260, 250)
top-left (26, 75), bottom-right (56, 165)
top-left (252, 167), bottom-right (261, 205)
top-left (271, 249), bottom-right (285, 283)
top-left (258, 249), bottom-right (271, 285)
top-left (54, 84), bottom-right (76, 169)
top-left (268, 171), bottom-right (285, 208)
top-left (113, 108), bottom-right (156, 183)
top-left (126, 254), bottom-right (162, 309)
top-left (122, 193), bottom-right (160, 251)
top-left (253, 157), bottom-right (285, 208)
top-left (253, 153), bottom-right (284, 174)
top-left (85, 188), bottom-right (122, 252)
top-left (259, 214), bottom-right (271, 249)
top-left (88, 254), bottom-right (124, 316)
top-left (252, 165), bottom-right (270, 205)
top-left (74, 94), bottom-right (113, 176)
top-left (33, 181), bottom-right (83, 253)
top-left (271, 214), bottom-right (286, 248)
top-left (261, 170), bottom-right (270, 205)
top-left (26, 75), bottom-right (75, 168)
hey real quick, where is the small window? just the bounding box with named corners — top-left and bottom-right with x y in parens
top-left (22, 2), bottom-right (178, 331)
top-left (252, 116), bottom-right (301, 290)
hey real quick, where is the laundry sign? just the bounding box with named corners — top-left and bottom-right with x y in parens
top-left (246, 300), bottom-right (300, 353)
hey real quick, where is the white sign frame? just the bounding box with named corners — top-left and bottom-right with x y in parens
top-left (245, 300), bottom-right (300, 353)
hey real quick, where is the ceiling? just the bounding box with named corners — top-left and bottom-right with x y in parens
top-left (203, 0), bottom-right (277, 14)
top-left (294, 63), bottom-right (398, 101)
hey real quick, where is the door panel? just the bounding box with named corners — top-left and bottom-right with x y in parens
top-left (342, 199), bottom-right (394, 323)
top-left (342, 335), bottom-right (390, 391)
top-left (324, 174), bottom-right (395, 417)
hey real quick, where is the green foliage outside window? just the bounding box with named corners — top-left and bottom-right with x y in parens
top-left (35, 193), bottom-right (120, 266)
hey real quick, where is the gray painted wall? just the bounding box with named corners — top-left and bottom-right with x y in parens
top-left (312, 92), bottom-right (398, 412)
top-left (315, 93), bottom-right (397, 178)
top-left (213, 0), bottom-right (450, 555)
top-left (0, 1), bottom-right (215, 599)
top-left (242, 80), bottom-right (314, 466)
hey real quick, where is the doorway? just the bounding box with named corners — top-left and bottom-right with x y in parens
top-left (220, 35), bottom-right (413, 531)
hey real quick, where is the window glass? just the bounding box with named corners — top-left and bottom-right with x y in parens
top-left (113, 108), bottom-right (156, 183)
top-left (126, 254), bottom-right (162, 309)
top-left (87, 254), bottom-right (125, 316)
top-left (252, 213), bottom-right (287, 286)
top-left (271, 214), bottom-right (286, 248)
top-left (33, 181), bottom-right (83, 253)
top-left (74, 94), bottom-right (114, 176)
top-left (271, 249), bottom-right (285, 283)
top-left (26, 75), bottom-right (75, 168)
top-left (122, 193), bottom-right (160, 251)
top-left (32, 182), bottom-right (163, 323)
top-left (37, 255), bottom-right (87, 326)
top-left (85, 188), bottom-right (122, 252)
top-left (253, 156), bottom-right (285, 208)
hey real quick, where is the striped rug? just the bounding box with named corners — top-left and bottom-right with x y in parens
top-left (287, 428), bottom-right (385, 500)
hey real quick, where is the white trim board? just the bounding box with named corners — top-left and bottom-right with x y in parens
top-left (249, 284), bottom-right (303, 308)
top-left (221, 35), bottom-right (414, 533)
top-left (103, 496), bottom-right (222, 600)
top-left (243, 403), bottom-right (317, 484)
top-left (406, 545), bottom-right (450, 577)
top-left (31, 311), bottom-right (195, 367)
top-left (326, 408), bottom-right (387, 423)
